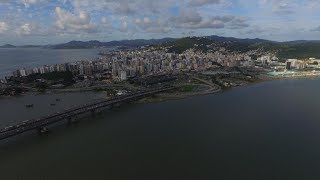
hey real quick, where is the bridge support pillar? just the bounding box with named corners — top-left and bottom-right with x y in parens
top-left (67, 117), bottom-right (72, 125)
top-left (68, 117), bottom-right (79, 125)
top-left (38, 127), bottom-right (49, 134)
top-left (91, 109), bottom-right (96, 117)
top-left (110, 103), bottom-right (120, 110)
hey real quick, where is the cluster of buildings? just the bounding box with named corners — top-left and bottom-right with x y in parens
top-left (285, 58), bottom-right (320, 70)
top-left (1, 46), bottom-right (277, 85)
top-left (99, 48), bottom-right (274, 78)
top-left (12, 64), bottom-right (69, 77)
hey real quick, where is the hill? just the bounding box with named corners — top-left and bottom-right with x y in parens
top-left (160, 37), bottom-right (320, 60)
top-left (205, 35), bottom-right (271, 43)
top-left (161, 37), bottom-right (216, 54)
top-left (160, 37), bottom-right (269, 54)
top-left (277, 42), bottom-right (320, 59)
top-left (0, 44), bottom-right (16, 48)
top-left (51, 38), bottom-right (176, 49)
top-left (2, 35), bottom-right (320, 60)
top-left (50, 36), bottom-right (270, 49)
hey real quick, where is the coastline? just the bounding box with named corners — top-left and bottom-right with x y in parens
top-left (137, 74), bottom-right (320, 104)
top-left (3, 72), bottom-right (320, 105)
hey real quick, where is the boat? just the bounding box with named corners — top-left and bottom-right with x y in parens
top-left (56, 98), bottom-right (61, 102)
top-left (25, 104), bottom-right (34, 108)
top-left (50, 103), bottom-right (56, 106)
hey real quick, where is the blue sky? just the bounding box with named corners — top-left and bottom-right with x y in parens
top-left (0, 0), bottom-right (320, 45)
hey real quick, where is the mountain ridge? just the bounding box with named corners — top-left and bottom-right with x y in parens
top-left (0, 35), bottom-right (274, 49)
top-left (2, 36), bottom-right (320, 60)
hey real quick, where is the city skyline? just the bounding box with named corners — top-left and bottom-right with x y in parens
top-left (1, 0), bottom-right (320, 45)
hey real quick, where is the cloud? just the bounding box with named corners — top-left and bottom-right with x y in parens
top-left (119, 21), bottom-right (128, 32)
top-left (171, 10), bottom-right (203, 25)
top-left (0, 0), bottom-right (10, 4)
top-left (101, 17), bottom-right (109, 26)
top-left (54, 7), bottom-right (97, 33)
top-left (21, 0), bottom-right (45, 8)
top-left (259, 0), bottom-right (296, 14)
top-left (1, 0), bottom-right (320, 44)
top-left (15, 22), bottom-right (49, 36)
top-left (112, 2), bottom-right (136, 15)
top-left (16, 23), bottom-right (35, 35)
top-left (0, 22), bottom-right (9, 33)
top-left (134, 17), bottom-right (170, 33)
top-left (311, 26), bottom-right (320, 32)
top-left (245, 26), bottom-right (266, 34)
top-left (188, 0), bottom-right (222, 6)
top-left (171, 10), bottom-right (249, 30)
top-left (228, 17), bottom-right (249, 29)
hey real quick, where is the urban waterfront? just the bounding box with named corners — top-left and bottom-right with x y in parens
top-left (0, 48), bottom-right (101, 77)
top-left (1, 78), bottom-right (320, 179)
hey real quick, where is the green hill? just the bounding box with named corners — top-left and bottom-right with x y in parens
top-left (162, 37), bottom-right (214, 54)
top-left (160, 37), bottom-right (320, 60)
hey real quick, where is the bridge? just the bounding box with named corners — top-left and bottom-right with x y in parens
top-left (0, 86), bottom-right (175, 141)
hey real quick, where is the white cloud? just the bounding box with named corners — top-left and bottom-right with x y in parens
top-left (101, 17), bottom-right (108, 24)
top-left (134, 17), bottom-right (170, 33)
top-left (1, 0), bottom-right (320, 44)
top-left (21, 0), bottom-right (44, 8)
top-left (119, 21), bottom-right (128, 32)
top-left (259, 0), bottom-right (297, 14)
top-left (0, 22), bottom-right (9, 33)
top-left (16, 23), bottom-right (33, 35)
top-left (55, 7), bottom-right (97, 33)
top-left (311, 26), bottom-right (320, 32)
top-left (171, 10), bottom-right (249, 30)
top-left (188, 0), bottom-right (222, 6)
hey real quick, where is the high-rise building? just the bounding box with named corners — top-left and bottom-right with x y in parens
top-left (19, 69), bottom-right (27, 77)
top-left (286, 61), bottom-right (292, 70)
top-left (39, 67), bottom-right (45, 74)
top-left (79, 64), bottom-right (84, 75)
top-left (120, 71), bottom-right (127, 81)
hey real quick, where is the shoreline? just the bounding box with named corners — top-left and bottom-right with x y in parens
top-left (137, 74), bottom-right (320, 104)
top-left (2, 73), bottom-right (320, 102)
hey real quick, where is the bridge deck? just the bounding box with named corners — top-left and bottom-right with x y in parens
top-left (0, 87), bottom-right (175, 140)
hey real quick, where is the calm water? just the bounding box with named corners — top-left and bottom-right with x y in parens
top-left (0, 48), bottom-right (100, 77)
top-left (0, 92), bottom-right (106, 128)
top-left (1, 79), bottom-right (320, 179)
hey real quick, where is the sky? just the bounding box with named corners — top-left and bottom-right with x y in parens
top-left (0, 0), bottom-right (320, 45)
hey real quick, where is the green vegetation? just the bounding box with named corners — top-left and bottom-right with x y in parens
top-left (35, 82), bottom-right (49, 92)
top-left (93, 88), bottom-right (117, 95)
top-left (7, 71), bottom-right (75, 91)
top-left (0, 87), bottom-right (25, 96)
top-left (27, 71), bottom-right (74, 84)
top-left (161, 37), bottom-right (320, 60)
top-left (9, 71), bottom-right (75, 86)
top-left (276, 42), bottom-right (320, 59)
top-left (227, 41), bottom-right (320, 60)
top-left (162, 37), bottom-right (213, 54)
top-left (180, 85), bottom-right (196, 92)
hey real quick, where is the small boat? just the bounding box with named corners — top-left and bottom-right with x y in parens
top-left (25, 104), bottom-right (34, 108)
top-left (50, 103), bottom-right (56, 106)
top-left (56, 98), bottom-right (61, 102)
